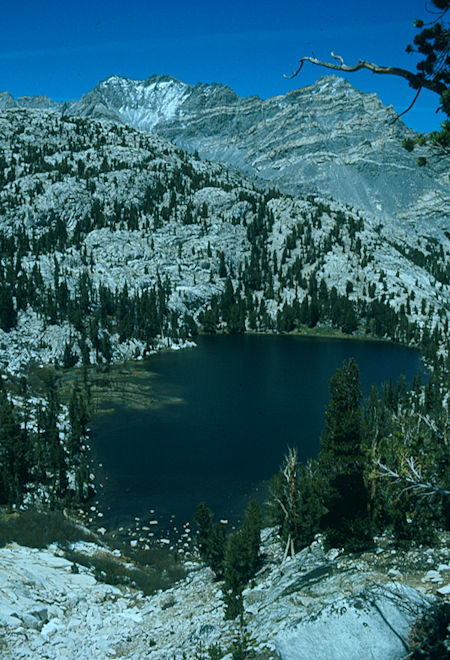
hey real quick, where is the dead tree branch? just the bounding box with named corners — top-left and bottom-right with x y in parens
top-left (375, 456), bottom-right (450, 497)
top-left (392, 87), bottom-right (422, 123)
top-left (284, 53), bottom-right (447, 97)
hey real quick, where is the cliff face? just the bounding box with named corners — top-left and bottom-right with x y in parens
top-left (2, 74), bottom-right (448, 222)
top-left (66, 74), bottom-right (449, 222)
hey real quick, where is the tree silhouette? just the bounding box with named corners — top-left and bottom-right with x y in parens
top-left (320, 359), bottom-right (373, 551)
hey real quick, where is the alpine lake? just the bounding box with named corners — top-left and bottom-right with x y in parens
top-left (87, 333), bottom-right (423, 542)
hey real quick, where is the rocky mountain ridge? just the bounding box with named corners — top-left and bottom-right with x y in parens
top-left (0, 108), bottom-right (449, 375)
top-left (2, 74), bottom-right (449, 222)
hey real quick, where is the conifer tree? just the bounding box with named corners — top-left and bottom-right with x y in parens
top-left (0, 282), bottom-right (17, 331)
top-left (68, 385), bottom-right (88, 459)
top-left (268, 451), bottom-right (325, 556)
top-left (241, 498), bottom-right (262, 577)
top-left (63, 341), bottom-right (78, 369)
top-left (296, 460), bottom-right (326, 548)
top-left (268, 448), bottom-right (300, 557)
top-left (0, 381), bottom-right (28, 503)
top-left (223, 530), bottom-right (247, 619)
top-left (320, 358), bottom-right (373, 551)
top-left (206, 522), bottom-right (227, 579)
top-left (222, 499), bottom-right (263, 619)
top-left (193, 502), bottom-right (214, 559)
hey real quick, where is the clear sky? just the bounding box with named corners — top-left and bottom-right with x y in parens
top-left (1, 0), bottom-right (444, 133)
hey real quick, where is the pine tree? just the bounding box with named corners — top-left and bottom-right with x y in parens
top-left (193, 502), bottom-right (214, 559)
top-left (223, 500), bottom-right (263, 619)
top-left (206, 522), bottom-right (227, 578)
top-left (0, 381), bottom-right (28, 504)
top-left (223, 530), bottom-right (246, 619)
top-left (320, 358), bottom-right (373, 551)
top-left (296, 460), bottom-right (326, 549)
top-left (68, 386), bottom-right (88, 459)
top-left (0, 283), bottom-right (17, 331)
top-left (63, 340), bottom-right (78, 369)
top-left (218, 251), bottom-right (227, 278)
top-left (267, 448), bottom-right (300, 557)
top-left (41, 376), bottom-right (69, 501)
top-left (241, 499), bottom-right (262, 577)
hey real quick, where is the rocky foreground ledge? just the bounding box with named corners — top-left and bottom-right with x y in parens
top-left (0, 529), bottom-right (449, 659)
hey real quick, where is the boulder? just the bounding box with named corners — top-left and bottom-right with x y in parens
top-left (276, 582), bottom-right (432, 660)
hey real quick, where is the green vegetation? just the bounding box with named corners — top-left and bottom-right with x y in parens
top-left (0, 509), bottom-right (94, 548)
top-left (408, 602), bottom-right (450, 658)
top-left (64, 544), bottom-right (185, 596)
top-left (319, 358), bottom-right (373, 551)
top-left (193, 499), bottom-right (262, 620)
top-left (0, 508), bottom-right (185, 595)
top-left (290, 1), bottom-right (449, 165)
top-left (0, 374), bottom-right (93, 510)
top-left (404, 1), bottom-right (449, 163)
top-left (267, 353), bottom-right (449, 554)
top-left (268, 450), bottom-right (325, 556)
top-left (188, 341), bottom-right (447, 630)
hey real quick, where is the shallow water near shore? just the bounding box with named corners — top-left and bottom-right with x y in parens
top-left (90, 334), bottom-right (422, 538)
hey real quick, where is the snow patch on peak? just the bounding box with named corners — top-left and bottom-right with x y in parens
top-left (314, 75), bottom-right (354, 95)
top-left (115, 81), bottom-right (190, 130)
top-left (90, 75), bottom-right (191, 130)
top-left (99, 75), bottom-right (130, 87)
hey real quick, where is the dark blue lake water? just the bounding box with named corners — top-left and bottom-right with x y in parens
top-left (90, 335), bottom-right (422, 535)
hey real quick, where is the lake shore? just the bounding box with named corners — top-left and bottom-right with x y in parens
top-left (83, 334), bottom-right (422, 535)
top-left (40, 325), bottom-right (408, 415)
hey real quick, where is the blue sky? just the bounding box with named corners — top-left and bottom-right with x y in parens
top-left (1, 1), bottom-right (444, 133)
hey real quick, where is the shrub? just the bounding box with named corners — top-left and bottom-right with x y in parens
top-left (63, 546), bottom-right (185, 596)
top-left (0, 509), bottom-right (93, 548)
top-left (408, 602), bottom-right (450, 659)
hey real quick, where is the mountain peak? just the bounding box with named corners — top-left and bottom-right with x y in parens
top-left (0, 91), bottom-right (17, 109)
top-left (144, 73), bottom-right (185, 86)
top-left (1, 73), bottom-right (445, 222)
top-left (77, 73), bottom-right (191, 130)
top-left (96, 74), bottom-right (188, 92)
top-left (17, 94), bottom-right (55, 108)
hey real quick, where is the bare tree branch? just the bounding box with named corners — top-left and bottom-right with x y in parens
top-left (422, 3), bottom-right (449, 23)
top-left (392, 87), bottom-right (422, 124)
top-left (375, 457), bottom-right (450, 497)
top-left (271, 448), bottom-right (299, 559)
top-left (284, 53), bottom-right (447, 97)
